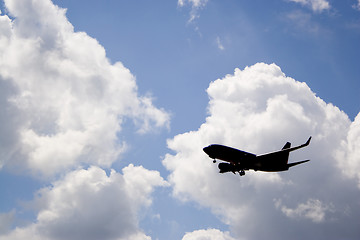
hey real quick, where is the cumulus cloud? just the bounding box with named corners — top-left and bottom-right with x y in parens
top-left (336, 113), bottom-right (360, 187)
top-left (182, 228), bottom-right (236, 240)
top-left (0, 165), bottom-right (167, 240)
top-left (178, 0), bottom-right (208, 22)
top-left (163, 63), bottom-right (360, 239)
top-left (289, 0), bottom-right (330, 12)
top-left (0, 0), bottom-right (169, 177)
top-left (0, 210), bottom-right (15, 235)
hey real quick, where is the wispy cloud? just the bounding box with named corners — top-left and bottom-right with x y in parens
top-left (216, 36), bottom-right (225, 50)
top-left (285, 10), bottom-right (323, 35)
top-left (178, 0), bottom-right (209, 22)
top-left (289, 0), bottom-right (330, 13)
top-left (353, 0), bottom-right (360, 11)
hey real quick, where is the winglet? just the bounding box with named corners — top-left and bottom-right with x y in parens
top-left (304, 136), bottom-right (312, 146)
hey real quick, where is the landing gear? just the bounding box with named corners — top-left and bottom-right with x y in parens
top-left (213, 159), bottom-right (216, 163)
top-left (239, 170), bottom-right (245, 176)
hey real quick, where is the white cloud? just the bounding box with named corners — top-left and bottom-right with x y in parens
top-left (178, 0), bottom-right (208, 8)
top-left (336, 113), bottom-right (360, 187)
top-left (163, 63), bottom-right (360, 239)
top-left (289, 0), bottom-right (330, 12)
top-left (216, 37), bottom-right (225, 50)
top-left (274, 198), bottom-right (334, 223)
top-left (0, 0), bottom-right (169, 177)
top-left (353, 0), bottom-right (360, 11)
top-left (0, 165), bottom-right (166, 240)
top-left (0, 210), bottom-right (15, 235)
top-left (182, 228), bottom-right (236, 240)
top-left (285, 10), bottom-right (324, 35)
top-left (178, 0), bottom-right (208, 22)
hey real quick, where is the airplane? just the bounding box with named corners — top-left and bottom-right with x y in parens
top-left (203, 137), bottom-right (311, 176)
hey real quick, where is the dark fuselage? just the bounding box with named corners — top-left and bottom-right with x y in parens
top-left (203, 144), bottom-right (290, 172)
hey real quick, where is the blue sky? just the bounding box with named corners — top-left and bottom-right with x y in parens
top-left (0, 0), bottom-right (360, 239)
top-left (51, 0), bottom-right (360, 120)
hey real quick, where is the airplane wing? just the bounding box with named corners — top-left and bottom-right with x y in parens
top-left (257, 136), bottom-right (311, 158)
top-left (282, 136), bottom-right (311, 153)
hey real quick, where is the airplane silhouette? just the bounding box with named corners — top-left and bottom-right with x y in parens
top-left (203, 137), bottom-right (311, 176)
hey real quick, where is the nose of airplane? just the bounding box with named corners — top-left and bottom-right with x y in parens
top-left (203, 146), bottom-right (212, 155)
top-left (203, 146), bottom-right (209, 153)
top-left (203, 145), bottom-right (216, 161)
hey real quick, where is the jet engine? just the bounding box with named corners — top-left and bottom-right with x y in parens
top-left (218, 162), bottom-right (236, 173)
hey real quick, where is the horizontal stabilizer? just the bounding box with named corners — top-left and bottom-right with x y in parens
top-left (287, 160), bottom-right (310, 168)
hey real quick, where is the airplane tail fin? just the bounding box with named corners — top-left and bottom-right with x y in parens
top-left (281, 142), bottom-right (291, 164)
top-left (287, 160), bottom-right (310, 168)
top-left (282, 142), bottom-right (291, 150)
